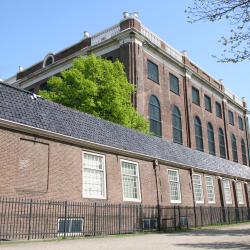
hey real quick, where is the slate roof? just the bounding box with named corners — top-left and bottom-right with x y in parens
top-left (1, 82), bottom-right (250, 180)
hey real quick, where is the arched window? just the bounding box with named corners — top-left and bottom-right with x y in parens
top-left (231, 134), bottom-right (238, 162)
top-left (194, 116), bottom-right (204, 151)
top-left (241, 139), bottom-right (247, 165)
top-left (43, 54), bottom-right (54, 67)
top-left (149, 95), bottom-right (162, 137)
top-left (218, 128), bottom-right (226, 159)
top-left (172, 106), bottom-right (182, 144)
top-left (207, 123), bottom-right (215, 155)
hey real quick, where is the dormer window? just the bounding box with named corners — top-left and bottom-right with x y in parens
top-left (43, 54), bottom-right (54, 67)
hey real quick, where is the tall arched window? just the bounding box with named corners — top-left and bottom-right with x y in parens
top-left (241, 139), bottom-right (247, 165)
top-left (231, 134), bottom-right (238, 162)
top-left (172, 106), bottom-right (183, 144)
top-left (149, 95), bottom-right (162, 137)
top-left (194, 116), bottom-right (204, 151)
top-left (207, 123), bottom-right (215, 155)
top-left (218, 128), bottom-right (226, 159)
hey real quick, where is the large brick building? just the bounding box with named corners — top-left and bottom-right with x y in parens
top-left (5, 12), bottom-right (250, 167)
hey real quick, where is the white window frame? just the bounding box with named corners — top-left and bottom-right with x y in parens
top-left (82, 151), bottom-right (106, 199)
top-left (236, 182), bottom-right (244, 205)
top-left (205, 175), bottom-right (216, 204)
top-left (193, 174), bottom-right (204, 204)
top-left (57, 218), bottom-right (84, 236)
top-left (168, 169), bottom-right (182, 204)
top-left (223, 179), bottom-right (232, 205)
top-left (247, 183), bottom-right (250, 201)
top-left (120, 159), bottom-right (141, 202)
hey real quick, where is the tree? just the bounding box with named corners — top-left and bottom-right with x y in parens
top-left (39, 55), bottom-right (150, 134)
top-left (186, 0), bottom-right (250, 63)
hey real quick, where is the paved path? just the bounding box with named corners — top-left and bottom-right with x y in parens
top-left (1, 224), bottom-right (250, 250)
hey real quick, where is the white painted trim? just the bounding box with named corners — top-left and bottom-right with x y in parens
top-left (43, 53), bottom-right (54, 68)
top-left (167, 169), bottom-right (182, 204)
top-left (236, 181), bottom-right (244, 205)
top-left (205, 175), bottom-right (216, 204)
top-left (82, 151), bottom-right (107, 200)
top-left (120, 159), bottom-right (141, 203)
top-left (193, 174), bottom-right (205, 204)
top-left (222, 179), bottom-right (233, 205)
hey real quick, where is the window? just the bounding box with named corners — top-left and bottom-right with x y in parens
top-left (205, 176), bottom-right (215, 204)
top-left (231, 134), bottom-right (238, 162)
top-left (236, 182), bottom-right (244, 205)
top-left (247, 184), bottom-right (250, 201)
top-left (204, 95), bottom-right (212, 112)
top-left (223, 179), bottom-right (232, 204)
top-left (170, 74), bottom-right (179, 95)
top-left (149, 95), bottom-right (162, 137)
top-left (168, 169), bottom-right (181, 203)
top-left (192, 87), bottom-right (200, 105)
top-left (194, 116), bottom-right (204, 151)
top-left (218, 128), bottom-right (226, 159)
top-left (172, 106), bottom-right (183, 144)
top-left (228, 111), bottom-right (234, 125)
top-left (238, 116), bottom-right (244, 130)
top-left (207, 123), bottom-right (216, 155)
top-left (147, 60), bottom-right (159, 83)
top-left (58, 218), bottom-right (84, 235)
top-left (193, 174), bottom-right (204, 204)
top-left (82, 152), bottom-right (106, 199)
top-left (121, 160), bottom-right (141, 202)
top-left (216, 102), bottom-right (222, 118)
top-left (43, 55), bottom-right (54, 67)
top-left (241, 139), bottom-right (247, 165)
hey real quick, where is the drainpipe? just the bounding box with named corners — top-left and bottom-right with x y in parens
top-left (153, 159), bottom-right (161, 231)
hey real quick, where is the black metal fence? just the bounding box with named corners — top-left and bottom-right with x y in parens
top-left (1, 197), bottom-right (250, 240)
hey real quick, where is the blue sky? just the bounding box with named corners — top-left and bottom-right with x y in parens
top-left (1, 0), bottom-right (249, 104)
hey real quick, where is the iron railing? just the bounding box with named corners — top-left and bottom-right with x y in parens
top-left (0, 197), bottom-right (250, 240)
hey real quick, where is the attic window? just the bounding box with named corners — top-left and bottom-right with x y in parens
top-left (43, 54), bottom-right (54, 67)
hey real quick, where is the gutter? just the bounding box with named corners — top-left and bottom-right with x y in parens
top-left (0, 118), bottom-right (249, 182)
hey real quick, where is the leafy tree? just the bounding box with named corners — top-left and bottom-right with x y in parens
top-left (186, 0), bottom-right (250, 63)
top-left (39, 55), bottom-right (150, 134)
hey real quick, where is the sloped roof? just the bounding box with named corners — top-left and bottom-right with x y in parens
top-left (0, 82), bottom-right (249, 180)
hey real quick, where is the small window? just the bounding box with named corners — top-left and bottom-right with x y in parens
top-left (172, 106), bottom-right (183, 144)
top-left (231, 134), bottom-right (238, 162)
top-left (238, 116), bottom-right (244, 130)
top-left (43, 55), bottom-right (54, 67)
top-left (207, 123), bottom-right (216, 155)
top-left (194, 116), bottom-right (204, 152)
top-left (170, 74), bottom-right (179, 95)
top-left (149, 95), bottom-right (162, 137)
top-left (205, 176), bottom-right (215, 204)
top-left (228, 111), bottom-right (234, 125)
top-left (218, 128), bottom-right (226, 159)
top-left (82, 152), bottom-right (106, 199)
top-left (241, 139), bottom-right (247, 165)
top-left (192, 87), bottom-right (200, 105)
top-left (236, 182), bottom-right (244, 205)
top-left (58, 218), bottom-right (84, 235)
top-left (193, 174), bottom-right (204, 204)
top-left (168, 169), bottom-right (181, 203)
top-left (121, 160), bottom-right (141, 202)
top-left (204, 95), bottom-right (212, 112)
top-left (223, 179), bottom-right (232, 204)
top-left (147, 60), bottom-right (159, 83)
top-left (216, 102), bottom-right (222, 118)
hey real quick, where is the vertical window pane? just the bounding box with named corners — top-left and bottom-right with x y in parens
top-left (121, 160), bottom-right (140, 201)
top-left (83, 153), bottom-right (105, 198)
top-left (194, 116), bottom-right (204, 151)
top-left (168, 170), bottom-right (181, 203)
top-left (149, 95), bottom-right (162, 137)
top-left (170, 74), bottom-right (179, 95)
top-left (216, 102), bottom-right (222, 118)
top-left (228, 111), bottom-right (234, 125)
top-left (172, 106), bottom-right (183, 144)
top-left (204, 95), bottom-right (212, 112)
top-left (192, 87), bottom-right (200, 105)
top-left (236, 182), bottom-right (244, 205)
top-left (219, 128), bottom-right (226, 159)
top-left (193, 174), bottom-right (204, 203)
top-left (207, 123), bottom-right (216, 155)
top-left (231, 134), bottom-right (238, 162)
top-left (147, 60), bottom-right (159, 83)
top-left (238, 116), bottom-right (244, 130)
top-left (223, 179), bottom-right (232, 204)
top-left (205, 176), bottom-right (215, 203)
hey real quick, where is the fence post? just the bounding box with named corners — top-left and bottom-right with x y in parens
top-left (228, 208), bottom-right (230, 224)
top-left (174, 206), bottom-right (176, 230)
top-left (93, 202), bottom-right (97, 236)
top-left (63, 201), bottom-right (67, 238)
top-left (157, 204), bottom-right (161, 231)
top-left (178, 206), bottom-right (181, 229)
top-left (27, 199), bottom-right (33, 240)
top-left (200, 206), bottom-right (203, 227)
top-left (185, 206), bottom-right (189, 229)
top-left (194, 206), bottom-right (197, 228)
top-left (118, 204), bottom-right (121, 234)
top-left (209, 206), bottom-right (212, 225)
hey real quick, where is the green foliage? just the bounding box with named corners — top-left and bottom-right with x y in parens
top-left (39, 55), bottom-right (150, 134)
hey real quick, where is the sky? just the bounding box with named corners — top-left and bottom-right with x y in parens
top-left (1, 0), bottom-right (249, 105)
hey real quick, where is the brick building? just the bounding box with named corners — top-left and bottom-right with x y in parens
top-left (4, 12), bottom-right (250, 167)
top-left (0, 82), bottom-right (250, 209)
